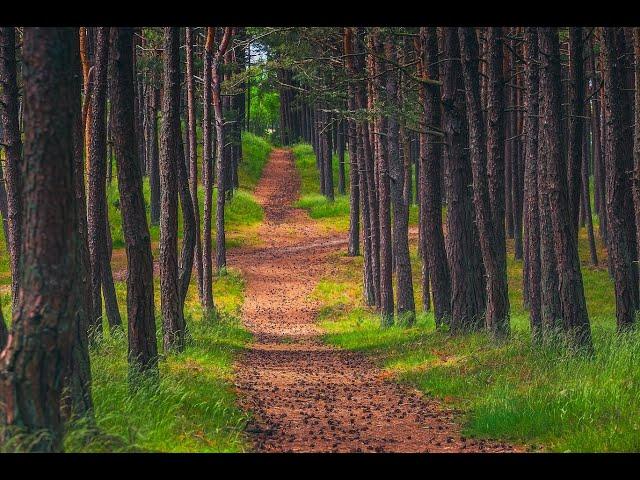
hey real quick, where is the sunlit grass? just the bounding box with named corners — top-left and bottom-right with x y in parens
top-left (291, 142), bottom-right (419, 232)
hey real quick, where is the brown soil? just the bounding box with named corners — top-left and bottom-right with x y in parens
top-left (231, 148), bottom-right (517, 453)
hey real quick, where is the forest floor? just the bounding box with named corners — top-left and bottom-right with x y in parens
top-left (231, 148), bottom-right (516, 453)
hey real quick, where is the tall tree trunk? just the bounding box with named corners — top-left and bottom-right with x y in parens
top-left (417, 27), bottom-right (451, 326)
top-left (384, 37), bottom-right (415, 325)
top-left (185, 27), bottom-right (203, 299)
top-left (337, 119), bottom-right (346, 195)
top-left (370, 31), bottom-right (393, 325)
top-left (213, 28), bottom-right (232, 273)
top-left (439, 27), bottom-right (486, 333)
top-left (602, 27), bottom-right (638, 331)
top-left (0, 27), bottom-right (80, 452)
top-left (0, 27), bottom-right (23, 309)
top-left (87, 27), bottom-right (121, 336)
top-left (148, 87), bottom-right (161, 225)
top-left (201, 28), bottom-right (215, 311)
top-left (568, 27), bottom-right (585, 237)
top-left (538, 28), bottom-right (593, 350)
top-left (111, 27), bottom-right (158, 377)
top-left (160, 27), bottom-right (186, 352)
top-left (459, 27), bottom-right (510, 338)
top-left (523, 27), bottom-right (543, 341)
top-left (344, 29), bottom-right (360, 257)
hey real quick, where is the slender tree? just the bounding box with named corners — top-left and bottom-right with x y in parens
top-left (111, 27), bottom-right (158, 376)
top-left (213, 27), bottom-right (232, 272)
top-left (384, 36), bottom-right (415, 325)
top-left (417, 27), bottom-right (451, 326)
top-left (0, 27), bottom-right (23, 309)
top-left (185, 27), bottom-right (203, 297)
top-left (160, 27), bottom-right (185, 352)
top-left (87, 27), bottom-right (121, 335)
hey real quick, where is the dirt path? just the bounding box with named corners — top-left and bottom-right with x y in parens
top-left (231, 148), bottom-right (515, 453)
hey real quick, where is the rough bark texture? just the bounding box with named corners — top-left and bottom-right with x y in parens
top-left (439, 27), bottom-right (486, 333)
top-left (602, 27), bottom-right (638, 330)
top-left (213, 28), bottom-right (232, 272)
top-left (201, 28), bottom-right (215, 311)
top-left (111, 27), bottom-right (158, 376)
top-left (0, 27), bottom-right (23, 309)
top-left (568, 27), bottom-right (585, 236)
top-left (87, 27), bottom-right (121, 335)
top-left (148, 87), bottom-right (161, 225)
top-left (384, 38), bottom-right (415, 325)
top-left (418, 27), bottom-right (451, 326)
top-left (185, 27), bottom-right (203, 298)
top-left (63, 27), bottom-right (94, 420)
top-left (634, 28), bottom-right (640, 313)
top-left (160, 27), bottom-right (185, 352)
top-left (523, 27), bottom-right (543, 340)
top-left (538, 28), bottom-right (592, 350)
top-left (459, 27), bottom-right (510, 338)
top-left (0, 27), bottom-right (80, 452)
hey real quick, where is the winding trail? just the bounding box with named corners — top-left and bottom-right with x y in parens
top-left (231, 148), bottom-right (515, 453)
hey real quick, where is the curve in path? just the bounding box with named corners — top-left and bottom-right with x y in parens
top-left (231, 148), bottom-right (515, 453)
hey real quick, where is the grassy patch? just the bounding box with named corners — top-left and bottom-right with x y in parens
top-left (0, 132), bottom-right (273, 452)
top-left (291, 142), bottom-right (419, 232)
top-left (305, 155), bottom-right (634, 452)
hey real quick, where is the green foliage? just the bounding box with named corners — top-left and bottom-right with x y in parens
top-left (315, 228), bottom-right (635, 452)
top-left (291, 142), bottom-right (419, 231)
top-left (65, 272), bottom-right (251, 453)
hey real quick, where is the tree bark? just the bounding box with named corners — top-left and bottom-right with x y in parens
top-left (0, 27), bottom-right (80, 452)
top-left (439, 27), bottom-right (486, 333)
top-left (87, 27), bottom-right (121, 336)
top-left (417, 27), bottom-right (451, 326)
top-left (384, 37), bottom-right (415, 325)
top-left (160, 27), bottom-right (186, 352)
top-left (185, 27), bottom-right (203, 299)
top-left (459, 27), bottom-right (510, 338)
top-left (602, 27), bottom-right (638, 331)
top-left (538, 28), bottom-right (593, 350)
top-left (568, 27), bottom-right (585, 236)
top-left (0, 27), bottom-right (23, 309)
top-left (201, 28), bottom-right (215, 311)
top-left (523, 27), bottom-right (543, 341)
top-left (111, 27), bottom-right (158, 377)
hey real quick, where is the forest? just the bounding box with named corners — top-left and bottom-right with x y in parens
top-left (0, 26), bottom-right (639, 454)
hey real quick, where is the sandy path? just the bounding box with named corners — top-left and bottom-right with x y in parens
top-left (231, 148), bottom-right (515, 453)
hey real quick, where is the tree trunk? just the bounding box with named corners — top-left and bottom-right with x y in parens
top-left (384, 37), bottom-right (415, 325)
top-left (160, 27), bottom-right (186, 352)
top-left (185, 27), bottom-right (203, 299)
top-left (148, 87), bottom-right (161, 226)
top-left (213, 28), bottom-right (233, 273)
top-left (201, 28), bottom-right (215, 311)
top-left (602, 27), bottom-right (638, 331)
top-left (439, 27), bottom-right (486, 333)
top-left (459, 27), bottom-right (510, 338)
top-left (568, 27), bottom-right (585, 237)
top-left (417, 27), bottom-right (451, 326)
top-left (0, 27), bottom-right (80, 452)
top-left (538, 28), bottom-right (593, 350)
top-left (523, 27), bottom-right (543, 341)
top-left (0, 27), bottom-right (23, 309)
top-left (111, 27), bottom-right (158, 377)
top-left (87, 27), bottom-right (121, 336)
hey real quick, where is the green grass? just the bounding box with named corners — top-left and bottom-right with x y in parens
top-left (291, 142), bottom-right (419, 232)
top-left (0, 132), bottom-right (273, 452)
top-left (65, 271), bottom-right (251, 453)
top-left (295, 138), bottom-right (637, 452)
